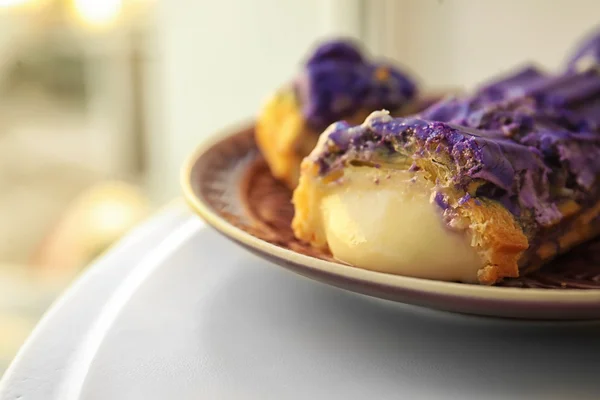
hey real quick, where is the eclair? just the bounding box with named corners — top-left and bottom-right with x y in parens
top-left (255, 39), bottom-right (418, 188)
top-left (292, 65), bottom-right (600, 285)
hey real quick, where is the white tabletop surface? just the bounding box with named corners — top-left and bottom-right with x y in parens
top-left (1, 201), bottom-right (599, 400)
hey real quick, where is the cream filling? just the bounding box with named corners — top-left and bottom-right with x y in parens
top-left (318, 167), bottom-right (483, 283)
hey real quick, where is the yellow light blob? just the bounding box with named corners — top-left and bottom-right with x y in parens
top-left (71, 0), bottom-right (122, 27)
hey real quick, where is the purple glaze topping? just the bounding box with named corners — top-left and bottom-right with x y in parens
top-left (312, 68), bottom-right (600, 228)
top-left (295, 39), bottom-right (417, 129)
top-left (458, 193), bottom-right (472, 206)
top-left (424, 67), bottom-right (600, 126)
top-left (434, 192), bottom-right (449, 210)
top-left (476, 66), bottom-right (548, 102)
top-left (306, 41), bottom-right (364, 66)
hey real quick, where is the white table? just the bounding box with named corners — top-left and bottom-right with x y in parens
top-left (1, 201), bottom-right (599, 400)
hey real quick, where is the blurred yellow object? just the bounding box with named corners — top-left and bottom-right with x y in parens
top-left (71, 0), bottom-right (122, 27)
top-left (34, 180), bottom-right (151, 275)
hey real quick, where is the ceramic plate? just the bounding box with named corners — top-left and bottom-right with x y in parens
top-left (182, 124), bottom-right (600, 320)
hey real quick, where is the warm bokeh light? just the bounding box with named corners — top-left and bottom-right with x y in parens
top-left (71, 0), bottom-right (122, 27)
top-left (0, 0), bottom-right (32, 8)
top-left (34, 181), bottom-right (151, 274)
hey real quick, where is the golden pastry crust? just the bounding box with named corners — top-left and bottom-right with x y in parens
top-left (291, 160), bottom-right (327, 248)
top-left (522, 199), bottom-right (600, 276)
top-left (255, 87), bottom-right (310, 188)
top-left (256, 87), bottom-right (374, 189)
top-left (455, 198), bottom-right (528, 284)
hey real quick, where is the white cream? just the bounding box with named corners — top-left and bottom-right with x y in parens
top-left (319, 167), bottom-right (483, 283)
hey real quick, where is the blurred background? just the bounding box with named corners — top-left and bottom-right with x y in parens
top-left (0, 0), bottom-right (599, 373)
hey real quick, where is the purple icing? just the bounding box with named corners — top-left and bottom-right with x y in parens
top-left (434, 192), bottom-right (449, 210)
top-left (457, 193), bottom-right (471, 206)
top-left (306, 40), bottom-right (364, 66)
top-left (429, 68), bottom-right (600, 126)
top-left (476, 66), bottom-right (548, 102)
top-left (295, 39), bottom-right (417, 129)
top-left (312, 68), bottom-right (600, 229)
